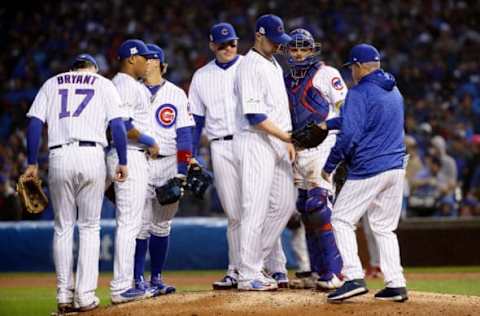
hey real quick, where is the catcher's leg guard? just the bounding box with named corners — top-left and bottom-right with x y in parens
top-left (302, 187), bottom-right (343, 279)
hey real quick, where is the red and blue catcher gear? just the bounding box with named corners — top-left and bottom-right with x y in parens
top-left (286, 28), bottom-right (321, 79)
top-left (286, 62), bottom-right (330, 131)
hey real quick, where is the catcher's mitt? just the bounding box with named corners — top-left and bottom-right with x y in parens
top-left (186, 163), bottom-right (213, 199)
top-left (16, 175), bottom-right (48, 214)
top-left (155, 177), bottom-right (185, 205)
top-left (291, 122), bottom-right (328, 149)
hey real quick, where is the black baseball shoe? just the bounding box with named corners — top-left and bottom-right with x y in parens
top-left (327, 279), bottom-right (368, 302)
top-left (374, 287), bottom-right (408, 302)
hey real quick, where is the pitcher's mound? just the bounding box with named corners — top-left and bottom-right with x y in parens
top-left (84, 290), bottom-right (480, 316)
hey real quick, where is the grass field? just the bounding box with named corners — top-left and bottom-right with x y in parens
top-left (1, 267), bottom-right (479, 316)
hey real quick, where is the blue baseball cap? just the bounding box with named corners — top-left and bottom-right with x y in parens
top-left (209, 22), bottom-right (239, 44)
top-left (146, 44), bottom-right (165, 63)
top-left (256, 14), bottom-right (292, 45)
top-left (71, 53), bottom-right (98, 70)
top-left (343, 43), bottom-right (381, 66)
top-left (117, 39), bottom-right (156, 60)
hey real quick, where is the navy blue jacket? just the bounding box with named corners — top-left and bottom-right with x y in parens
top-left (324, 69), bottom-right (406, 179)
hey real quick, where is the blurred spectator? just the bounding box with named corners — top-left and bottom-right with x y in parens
top-left (0, 175), bottom-right (22, 221)
top-left (409, 155), bottom-right (457, 217)
top-left (1, 1), bottom-right (480, 219)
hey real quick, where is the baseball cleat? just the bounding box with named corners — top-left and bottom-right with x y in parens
top-left (151, 276), bottom-right (176, 296)
top-left (54, 303), bottom-right (78, 315)
top-left (135, 276), bottom-right (158, 298)
top-left (327, 279), bottom-right (368, 302)
top-left (374, 287), bottom-right (408, 302)
top-left (111, 287), bottom-right (147, 304)
top-left (316, 273), bottom-right (344, 291)
top-left (271, 272), bottom-right (289, 288)
top-left (238, 279), bottom-right (278, 291)
top-left (76, 296), bottom-right (100, 312)
top-left (289, 271), bottom-right (317, 289)
top-left (212, 275), bottom-right (238, 290)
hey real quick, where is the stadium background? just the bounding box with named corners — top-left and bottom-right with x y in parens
top-left (0, 1), bottom-right (480, 315)
top-left (0, 0), bottom-right (480, 315)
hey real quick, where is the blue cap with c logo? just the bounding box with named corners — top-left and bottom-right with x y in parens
top-left (209, 22), bottom-right (239, 44)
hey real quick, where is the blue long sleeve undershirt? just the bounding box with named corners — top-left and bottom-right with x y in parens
top-left (26, 117), bottom-right (44, 165)
top-left (110, 118), bottom-right (128, 165)
top-left (192, 115), bottom-right (205, 157)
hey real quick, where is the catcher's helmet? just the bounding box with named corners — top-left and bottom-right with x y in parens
top-left (286, 28), bottom-right (321, 79)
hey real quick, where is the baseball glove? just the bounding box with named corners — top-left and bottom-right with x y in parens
top-left (155, 177), bottom-right (185, 205)
top-left (16, 175), bottom-right (48, 214)
top-left (291, 122), bottom-right (328, 149)
top-left (186, 163), bottom-right (213, 199)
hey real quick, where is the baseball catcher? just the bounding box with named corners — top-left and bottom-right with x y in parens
top-left (16, 175), bottom-right (48, 214)
top-left (284, 28), bottom-right (348, 291)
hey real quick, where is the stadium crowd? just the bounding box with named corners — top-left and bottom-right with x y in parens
top-left (1, 0), bottom-right (480, 220)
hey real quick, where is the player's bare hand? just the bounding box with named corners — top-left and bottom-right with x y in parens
top-left (319, 122), bottom-right (327, 130)
top-left (23, 165), bottom-right (39, 180)
top-left (148, 143), bottom-right (160, 159)
top-left (287, 143), bottom-right (296, 162)
top-left (115, 165), bottom-right (128, 182)
top-left (321, 170), bottom-right (331, 183)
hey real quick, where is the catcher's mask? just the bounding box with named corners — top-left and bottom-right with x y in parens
top-left (285, 28), bottom-right (321, 79)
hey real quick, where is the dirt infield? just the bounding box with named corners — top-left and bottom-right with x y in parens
top-left (82, 290), bottom-right (480, 316)
top-left (2, 272), bottom-right (480, 315)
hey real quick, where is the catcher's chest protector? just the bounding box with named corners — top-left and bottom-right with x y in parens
top-left (286, 62), bottom-right (329, 130)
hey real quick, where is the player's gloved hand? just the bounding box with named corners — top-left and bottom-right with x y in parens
top-left (148, 143), bottom-right (160, 159)
top-left (155, 175), bottom-right (185, 205)
top-left (186, 163), bottom-right (213, 199)
top-left (22, 165), bottom-right (39, 180)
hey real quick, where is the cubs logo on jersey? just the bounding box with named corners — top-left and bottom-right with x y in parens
top-left (156, 104), bottom-right (177, 128)
top-left (331, 77), bottom-right (343, 90)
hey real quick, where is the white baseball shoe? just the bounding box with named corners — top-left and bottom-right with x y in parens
top-left (316, 274), bottom-right (344, 291)
top-left (238, 279), bottom-right (278, 291)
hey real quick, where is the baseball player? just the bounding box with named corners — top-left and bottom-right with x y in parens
top-left (189, 22), bottom-right (243, 290)
top-left (23, 54), bottom-right (128, 313)
top-left (133, 43), bottom-right (194, 296)
top-left (190, 22), bottom-right (290, 290)
top-left (284, 28), bottom-right (346, 290)
top-left (107, 39), bottom-right (160, 304)
top-left (233, 14), bottom-right (297, 291)
top-left (323, 44), bottom-right (408, 302)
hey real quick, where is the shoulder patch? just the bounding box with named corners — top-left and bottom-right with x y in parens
top-left (331, 77), bottom-right (343, 91)
top-left (155, 104), bottom-right (177, 128)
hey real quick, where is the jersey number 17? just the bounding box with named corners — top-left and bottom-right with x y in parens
top-left (58, 89), bottom-right (95, 119)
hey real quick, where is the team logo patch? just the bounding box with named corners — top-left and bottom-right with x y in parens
top-left (331, 77), bottom-right (343, 90)
top-left (130, 47), bottom-right (138, 55)
top-left (156, 104), bottom-right (177, 128)
top-left (221, 28), bottom-right (229, 35)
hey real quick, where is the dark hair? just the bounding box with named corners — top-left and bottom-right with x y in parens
top-left (427, 155), bottom-right (442, 167)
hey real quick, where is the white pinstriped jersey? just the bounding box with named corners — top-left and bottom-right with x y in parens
top-left (312, 64), bottom-right (348, 120)
top-left (189, 56), bottom-right (243, 140)
top-left (112, 72), bottom-right (153, 150)
top-left (27, 71), bottom-right (124, 148)
top-left (145, 80), bottom-right (195, 155)
top-left (234, 50), bottom-right (292, 133)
